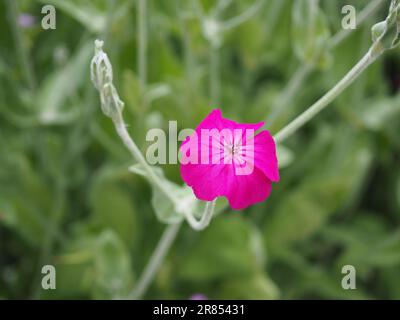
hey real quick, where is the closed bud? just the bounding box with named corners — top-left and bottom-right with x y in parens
top-left (90, 40), bottom-right (113, 91)
top-left (371, 21), bottom-right (387, 42)
top-left (371, 0), bottom-right (400, 53)
top-left (202, 18), bottom-right (222, 48)
top-left (91, 40), bottom-right (124, 119)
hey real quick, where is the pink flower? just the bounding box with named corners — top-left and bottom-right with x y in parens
top-left (180, 109), bottom-right (279, 210)
top-left (18, 14), bottom-right (35, 28)
top-left (189, 293), bottom-right (208, 300)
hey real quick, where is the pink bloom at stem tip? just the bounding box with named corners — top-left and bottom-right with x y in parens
top-left (180, 109), bottom-right (279, 210)
top-left (189, 293), bottom-right (208, 300)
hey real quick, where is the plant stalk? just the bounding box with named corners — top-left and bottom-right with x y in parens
top-left (128, 222), bottom-right (182, 299)
top-left (274, 49), bottom-right (380, 143)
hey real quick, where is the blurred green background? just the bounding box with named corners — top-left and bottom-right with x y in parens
top-left (1, 0), bottom-right (400, 299)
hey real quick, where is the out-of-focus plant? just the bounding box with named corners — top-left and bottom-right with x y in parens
top-left (2, 0), bottom-right (400, 300)
top-left (89, 0), bottom-right (400, 299)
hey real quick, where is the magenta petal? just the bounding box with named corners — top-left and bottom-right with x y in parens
top-left (180, 163), bottom-right (272, 210)
top-left (224, 168), bottom-right (273, 210)
top-left (180, 163), bottom-right (233, 201)
top-left (195, 109), bottom-right (226, 131)
top-left (179, 108), bottom-right (279, 210)
top-left (253, 130), bottom-right (280, 182)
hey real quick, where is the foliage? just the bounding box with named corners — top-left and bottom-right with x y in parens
top-left (0, 0), bottom-right (400, 299)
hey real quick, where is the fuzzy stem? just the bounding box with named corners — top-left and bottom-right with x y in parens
top-left (184, 199), bottom-right (216, 231)
top-left (212, 0), bottom-right (233, 18)
top-left (266, 0), bottom-right (383, 128)
top-left (138, 0), bottom-right (148, 95)
top-left (6, 0), bottom-right (36, 91)
top-left (210, 45), bottom-right (220, 105)
top-left (113, 112), bottom-right (176, 204)
top-left (129, 222), bottom-right (182, 299)
top-left (274, 49), bottom-right (380, 143)
top-left (129, 198), bottom-right (216, 300)
top-left (31, 179), bottom-right (66, 298)
top-left (329, 0), bottom-right (384, 48)
top-left (220, 0), bottom-right (265, 31)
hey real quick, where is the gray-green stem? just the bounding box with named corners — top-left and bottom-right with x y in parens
top-left (274, 48), bottom-right (381, 143)
top-left (138, 0), bottom-right (148, 94)
top-left (128, 222), bottom-right (182, 299)
top-left (127, 0), bottom-right (385, 300)
top-left (266, 0), bottom-right (384, 127)
top-left (6, 0), bottom-right (36, 91)
top-left (183, 199), bottom-right (216, 231)
top-left (113, 112), bottom-right (175, 204)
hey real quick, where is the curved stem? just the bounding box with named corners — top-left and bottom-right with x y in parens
top-left (329, 0), bottom-right (384, 48)
top-left (212, 0), bottom-right (233, 18)
top-left (184, 199), bottom-right (216, 231)
top-left (266, 0), bottom-right (383, 130)
top-left (129, 222), bottom-right (182, 300)
top-left (274, 49), bottom-right (379, 143)
top-left (220, 0), bottom-right (265, 31)
top-left (113, 112), bottom-right (178, 205)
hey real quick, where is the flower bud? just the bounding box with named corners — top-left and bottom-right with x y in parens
top-left (90, 40), bottom-right (124, 119)
top-left (202, 18), bottom-right (222, 48)
top-left (90, 40), bottom-right (113, 91)
top-left (99, 83), bottom-right (124, 119)
top-left (371, 0), bottom-right (400, 52)
top-left (371, 21), bottom-right (387, 42)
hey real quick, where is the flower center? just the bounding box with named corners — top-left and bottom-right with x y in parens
top-left (225, 143), bottom-right (241, 159)
top-left (232, 145), bottom-right (240, 155)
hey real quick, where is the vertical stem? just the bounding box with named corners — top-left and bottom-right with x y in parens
top-left (6, 0), bottom-right (36, 91)
top-left (31, 179), bottom-right (66, 298)
top-left (129, 222), bottom-right (182, 299)
top-left (181, 15), bottom-right (195, 93)
top-left (136, 0), bottom-right (148, 148)
top-left (210, 45), bottom-right (220, 105)
top-left (138, 0), bottom-right (148, 95)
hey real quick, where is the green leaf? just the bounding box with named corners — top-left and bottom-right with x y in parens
top-left (36, 41), bottom-right (93, 125)
top-left (53, 229), bottom-right (134, 299)
top-left (122, 70), bottom-right (142, 113)
top-left (277, 144), bottom-right (294, 169)
top-left (218, 273), bottom-right (280, 299)
top-left (291, 0), bottom-right (331, 68)
top-left (178, 215), bottom-right (265, 281)
top-left (334, 227), bottom-right (400, 275)
top-left (0, 156), bottom-right (53, 245)
top-left (91, 230), bottom-right (134, 299)
top-left (129, 164), bottom-right (184, 224)
top-left (90, 180), bottom-right (138, 247)
top-left (265, 135), bottom-right (372, 251)
top-left (36, 0), bottom-right (108, 33)
top-left (360, 96), bottom-right (400, 131)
